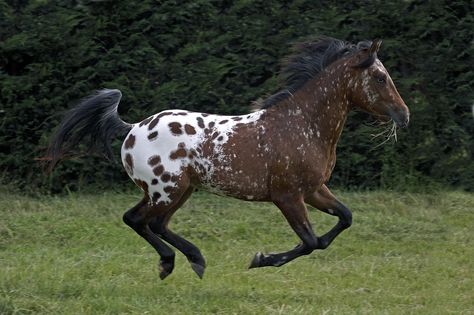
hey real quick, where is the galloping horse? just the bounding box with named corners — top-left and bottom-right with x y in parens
top-left (47, 37), bottom-right (409, 279)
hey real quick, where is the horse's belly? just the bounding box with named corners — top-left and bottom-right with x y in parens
top-left (199, 164), bottom-right (270, 201)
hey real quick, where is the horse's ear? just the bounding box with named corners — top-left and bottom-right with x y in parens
top-left (352, 39), bottom-right (381, 68)
top-left (369, 39), bottom-right (382, 56)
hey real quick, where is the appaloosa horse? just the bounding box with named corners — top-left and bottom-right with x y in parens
top-left (47, 37), bottom-right (409, 279)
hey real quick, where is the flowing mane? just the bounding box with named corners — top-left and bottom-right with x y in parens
top-left (259, 37), bottom-right (373, 109)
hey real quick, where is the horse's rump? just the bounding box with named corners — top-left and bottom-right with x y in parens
top-left (121, 109), bottom-right (270, 203)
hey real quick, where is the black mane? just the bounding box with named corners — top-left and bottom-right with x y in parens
top-left (259, 37), bottom-right (373, 109)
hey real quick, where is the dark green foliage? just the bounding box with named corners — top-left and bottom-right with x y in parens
top-left (1, 0), bottom-right (472, 191)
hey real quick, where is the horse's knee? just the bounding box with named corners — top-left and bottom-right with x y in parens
top-left (336, 203), bottom-right (352, 229)
top-left (340, 208), bottom-right (352, 229)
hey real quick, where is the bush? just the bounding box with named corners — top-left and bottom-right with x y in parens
top-left (0, 0), bottom-right (472, 192)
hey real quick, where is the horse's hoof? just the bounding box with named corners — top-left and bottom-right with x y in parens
top-left (190, 262), bottom-right (206, 279)
top-left (159, 261), bottom-right (174, 280)
top-left (248, 252), bottom-right (264, 269)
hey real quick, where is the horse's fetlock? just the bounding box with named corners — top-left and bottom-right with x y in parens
top-left (161, 252), bottom-right (175, 264)
top-left (338, 206), bottom-right (352, 228)
top-left (342, 211), bottom-right (353, 228)
top-left (316, 237), bottom-right (329, 249)
top-left (305, 238), bottom-right (319, 251)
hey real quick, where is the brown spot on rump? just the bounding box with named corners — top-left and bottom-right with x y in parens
top-left (232, 117), bottom-right (242, 121)
top-left (152, 192), bottom-right (162, 203)
top-left (176, 112), bottom-right (187, 116)
top-left (211, 132), bottom-right (220, 140)
top-left (163, 186), bottom-right (174, 193)
top-left (196, 117), bottom-right (205, 129)
top-left (151, 178), bottom-right (158, 185)
top-left (176, 148), bottom-right (187, 158)
top-left (208, 121), bottom-right (215, 128)
top-left (157, 111), bottom-right (173, 119)
top-left (148, 155), bottom-right (161, 166)
top-left (202, 113), bottom-right (209, 117)
top-left (169, 142), bottom-right (188, 160)
top-left (161, 172), bottom-right (171, 182)
top-left (124, 134), bottom-right (136, 149)
top-left (219, 119), bottom-right (228, 124)
top-left (134, 179), bottom-right (149, 195)
top-left (169, 122), bottom-right (183, 135)
top-left (169, 152), bottom-right (178, 160)
top-left (148, 131), bottom-right (158, 140)
top-left (217, 136), bottom-right (224, 141)
top-left (153, 165), bottom-right (164, 176)
top-left (148, 117), bottom-right (160, 130)
top-left (171, 175), bottom-right (178, 182)
top-left (139, 116), bottom-right (153, 127)
top-left (125, 153), bottom-right (134, 174)
top-left (184, 124), bottom-right (196, 135)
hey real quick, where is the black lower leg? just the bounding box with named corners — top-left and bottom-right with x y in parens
top-left (149, 219), bottom-right (206, 278)
top-left (316, 202), bottom-right (352, 249)
top-left (249, 242), bottom-right (313, 268)
top-left (250, 195), bottom-right (319, 268)
top-left (305, 186), bottom-right (353, 250)
top-left (123, 203), bottom-right (176, 280)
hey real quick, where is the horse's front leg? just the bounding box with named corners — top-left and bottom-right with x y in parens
top-left (304, 184), bottom-right (352, 249)
top-left (249, 192), bottom-right (320, 268)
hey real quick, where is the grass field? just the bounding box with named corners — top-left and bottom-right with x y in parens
top-left (0, 189), bottom-right (473, 314)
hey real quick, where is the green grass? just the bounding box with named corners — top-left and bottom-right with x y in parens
top-left (0, 190), bottom-right (473, 314)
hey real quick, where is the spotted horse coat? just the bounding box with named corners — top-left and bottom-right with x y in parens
top-left (46, 37), bottom-right (409, 280)
top-left (122, 109), bottom-right (270, 204)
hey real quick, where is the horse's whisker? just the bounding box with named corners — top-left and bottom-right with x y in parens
top-left (371, 121), bottom-right (398, 149)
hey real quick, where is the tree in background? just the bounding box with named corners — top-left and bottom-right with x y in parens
top-left (0, 0), bottom-right (472, 192)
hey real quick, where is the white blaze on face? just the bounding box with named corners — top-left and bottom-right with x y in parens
top-left (361, 69), bottom-right (377, 104)
top-left (121, 109), bottom-right (264, 205)
top-left (361, 59), bottom-right (389, 105)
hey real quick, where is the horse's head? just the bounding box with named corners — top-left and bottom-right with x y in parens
top-left (347, 40), bottom-right (410, 128)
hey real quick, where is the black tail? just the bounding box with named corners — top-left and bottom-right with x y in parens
top-left (45, 89), bottom-right (132, 172)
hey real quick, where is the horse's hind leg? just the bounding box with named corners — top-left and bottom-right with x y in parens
top-left (123, 198), bottom-right (176, 280)
top-left (148, 187), bottom-right (206, 279)
top-left (249, 192), bottom-right (320, 268)
top-left (304, 184), bottom-right (352, 249)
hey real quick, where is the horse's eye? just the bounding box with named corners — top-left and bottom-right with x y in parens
top-left (376, 77), bottom-right (386, 84)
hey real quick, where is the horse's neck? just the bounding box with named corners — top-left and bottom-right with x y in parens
top-left (270, 70), bottom-right (350, 150)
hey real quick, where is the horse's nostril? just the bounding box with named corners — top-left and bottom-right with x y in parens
top-left (403, 113), bottom-right (410, 127)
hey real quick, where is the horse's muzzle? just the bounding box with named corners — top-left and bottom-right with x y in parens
top-left (389, 107), bottom-right (410, 128)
